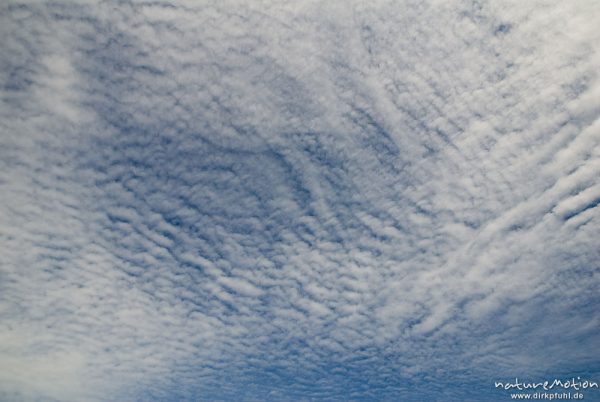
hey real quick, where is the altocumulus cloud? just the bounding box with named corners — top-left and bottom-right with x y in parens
top-left (1, 1), bottom-right (600, 401)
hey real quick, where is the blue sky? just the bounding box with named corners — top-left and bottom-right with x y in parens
top-left (1, 1), bottom-right (600, 401)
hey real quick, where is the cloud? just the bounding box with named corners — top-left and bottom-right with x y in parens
top-left (1, 1), bottom-right (599, 401)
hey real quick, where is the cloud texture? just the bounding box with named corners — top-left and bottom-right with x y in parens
top-left (1, 1), bottom-right (600, 401)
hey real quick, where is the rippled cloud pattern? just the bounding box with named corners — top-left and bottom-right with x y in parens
top-left (1, 1), bottom-right (600, 401)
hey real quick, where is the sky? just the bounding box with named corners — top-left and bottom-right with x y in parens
top-left (1, 1), bottom-right (600, 401)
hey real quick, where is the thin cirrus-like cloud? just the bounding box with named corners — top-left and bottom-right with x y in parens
top-left (1, 1), bottom-right (599, 401)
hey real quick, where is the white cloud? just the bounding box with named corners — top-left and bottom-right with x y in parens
top-left (1, 1), bottom-right (599, 401)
